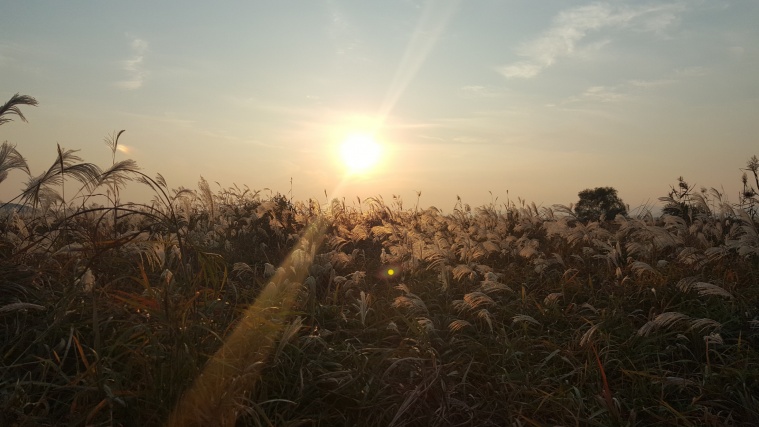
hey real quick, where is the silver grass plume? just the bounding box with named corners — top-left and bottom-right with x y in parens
top-left (0, 142), bottom-right (30, 184)
top-left (0, 93), bottom-right (38, 125)
top-left (21, 146), bottom-right (102, 210)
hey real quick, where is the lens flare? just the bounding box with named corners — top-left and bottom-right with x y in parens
top-left (376, 265), bottom-right (400, 281)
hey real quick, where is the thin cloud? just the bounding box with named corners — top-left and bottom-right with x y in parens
top-left (451, 136), bottom-right (487, 145)
top-left (325, 1), bottom-right (361, 56)
top-left (675, 66), bottom-right (709, 77)
top-left (117, 37), bottom-right (148, 90)
top-left (118, 110), bottom-right (195, 128)
top-left (562, 77), bottom-right (676, 107)
top-left (459, 85), bottom-right (507, 98)
top-left (628, 78), bottom-right (676, 88)
top-left (498, 2), bottom-right (685, 79)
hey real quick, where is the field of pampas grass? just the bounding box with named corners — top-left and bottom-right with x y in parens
top-left (1, 98), bottom-right (759, 426)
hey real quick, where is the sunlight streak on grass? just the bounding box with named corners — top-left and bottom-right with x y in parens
top-left (167, 218), bottom-right (327, 427)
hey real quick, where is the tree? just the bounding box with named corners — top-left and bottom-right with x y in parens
top-left (574, 187), bottom-right (627, 222)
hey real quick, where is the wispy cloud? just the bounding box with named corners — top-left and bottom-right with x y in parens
top-left (579, 85), bottom-right (629, 103)
top-left (117, 37), bottom-right (148, 90)
top-left (0, 41), bottom-right (44, 75)
top-left (628, 78), bottom-right (676, 88)
top-left (459, 85), bottom-right (507, 98)
top-left (325, 1), bottom-right (361, 57)
top-left (561, 77), bottom-right (677, 106)
top-left (675, 66), bottom-right (709, 77)
top-left (498, 2), bottom-right (685, 79)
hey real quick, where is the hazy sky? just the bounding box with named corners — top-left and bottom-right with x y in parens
top-left (2, 1), bottom-right (758, 212)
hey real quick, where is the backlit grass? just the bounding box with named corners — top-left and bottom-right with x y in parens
top-left (1, 97), bottom-right (758, 426)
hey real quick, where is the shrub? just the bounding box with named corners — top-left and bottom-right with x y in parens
top-left (574, 186), bottom-right (627, 222)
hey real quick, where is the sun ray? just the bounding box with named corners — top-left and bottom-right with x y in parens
top-left (375, 0), bottom-right (460, 129)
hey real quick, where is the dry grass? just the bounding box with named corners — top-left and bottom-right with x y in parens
top-left (2, 103), bottom-right (759, 425)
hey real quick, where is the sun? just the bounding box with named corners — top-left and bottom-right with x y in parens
top-left (339, 133), bottom-right (382, 174)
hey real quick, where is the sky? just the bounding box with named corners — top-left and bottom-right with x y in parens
top-left (1, 0), bottom-right (758, 212)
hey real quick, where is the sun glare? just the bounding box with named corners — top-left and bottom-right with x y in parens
top-left (339, 133), bottom-right (382, 174)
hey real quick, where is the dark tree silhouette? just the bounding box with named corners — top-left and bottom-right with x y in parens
top-left (574, 187), bottom-right (627, 222)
